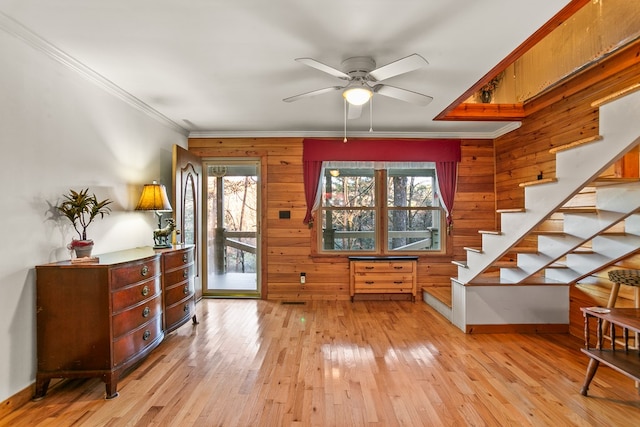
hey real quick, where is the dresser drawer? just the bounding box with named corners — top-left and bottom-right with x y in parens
top-left (165, 280), bottom-right (194, 306)
top-left (112, 295), bottom-right (162, 339)
top-left (113, 316), bottom-right (162, 367)
top-left (353, 261), bottom-right (414, 274)
top-left (163, 265), bottom-right (193, 287)
top-left (112, 277), bottom-right (161, 313)
top-left (163, 248), bottom-right (193, 270)
top-left (111, 257), bottom-right (160, 289)
top-left (165, 298), bottom-right (194, 330)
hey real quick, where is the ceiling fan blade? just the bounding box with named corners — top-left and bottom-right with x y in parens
top-left (283, 86), bottom-right (342, 103)
top-left (295, 58), bottom-right (350, 80)
top-left (374, 84), bottom-right (433, 106)
top-left (368, 54), bottom-right (428, 82)
top-left (347, 103), bottom-right (362, 120)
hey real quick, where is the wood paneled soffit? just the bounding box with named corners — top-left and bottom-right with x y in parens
top-left (435, 0), bottom-right (590, 123)
top-left (442, 103), bottom-right (525, 121)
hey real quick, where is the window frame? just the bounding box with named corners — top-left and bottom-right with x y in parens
top-left (316, 167), bottom-right (447, 256)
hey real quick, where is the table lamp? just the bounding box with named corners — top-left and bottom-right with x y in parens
top-left (135, 181), bottom-right (174, 248)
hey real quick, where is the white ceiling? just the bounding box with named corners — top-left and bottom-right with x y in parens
top-left (0, 0), bottom-right (570, 138)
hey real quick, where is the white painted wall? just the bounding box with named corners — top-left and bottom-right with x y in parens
top-left (0, 29), bottom-right (187, 402)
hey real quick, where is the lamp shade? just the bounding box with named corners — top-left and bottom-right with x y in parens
top-left (135, 182), bottom-right (173, 211)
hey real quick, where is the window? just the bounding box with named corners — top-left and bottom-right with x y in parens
top-left (319, 162), bottom-right (444, 254)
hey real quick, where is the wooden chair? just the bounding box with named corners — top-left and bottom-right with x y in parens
top-left (603, 269), bottom-right (640, 351)
top-left (606, 269), bottom-right (640, 309)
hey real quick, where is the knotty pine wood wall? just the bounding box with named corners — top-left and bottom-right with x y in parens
top-left (494, 40), bottom-right (640, 337)
top-left (189, 138), bottom-right (495, 301)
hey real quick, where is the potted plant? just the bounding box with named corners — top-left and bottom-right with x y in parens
top-left (478, 75), bottom-right (502, 103)
top-left (57, 188), bottom-right (113, 258)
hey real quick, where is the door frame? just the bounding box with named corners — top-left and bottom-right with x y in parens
top-left (202, 158), bottom-right (262, 298)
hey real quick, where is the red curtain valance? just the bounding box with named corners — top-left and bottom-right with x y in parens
top-left (303, 138), bottom-right (461, 162)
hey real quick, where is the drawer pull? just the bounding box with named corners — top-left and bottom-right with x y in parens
top-left (365, 266), bottom-right (374, 270)
top-left (393, 266), bottom-right (403, 270)
top-left (141, 285), bottom-right (150, 296)
top-left (365, 281), bottom-right (375, 285)
top-left (394, 281), bottom-right (403, 284)
top-left (183, 285), bottom-right (190, 295)
top-left (183, 304), bottom-right (189, 312)
top-left (141, 265), bottom-right (149, 276)
top-left (142, 330), bottom-right (151, 341)
top-left (183, 270), bottom-right (189, 279)
top-left (182, 253), bottom-right (188, 263)
top-left (142, 306), bottom-right (150, 318)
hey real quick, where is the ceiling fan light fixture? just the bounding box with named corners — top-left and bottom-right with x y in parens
top-left (342, 86), bottom-right (372, 106)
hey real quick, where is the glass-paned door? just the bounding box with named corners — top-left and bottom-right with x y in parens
top-left (204, 160), bottom-right (260, 297)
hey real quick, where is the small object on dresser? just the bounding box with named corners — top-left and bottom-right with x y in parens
top-left (70, 256), bottom-right (100, 264)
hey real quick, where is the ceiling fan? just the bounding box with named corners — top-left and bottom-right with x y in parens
top-left (283, 54), bottom-right (433, 119)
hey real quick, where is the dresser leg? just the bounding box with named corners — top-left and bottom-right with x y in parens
top-left (192, 314), bottom-right (199, 325)
top-left (104, 374), bottom-right (119, 399)
top-left (32, 376), bottom-right (50, 401)
top-left (580, 358), bottom-right (600, 396)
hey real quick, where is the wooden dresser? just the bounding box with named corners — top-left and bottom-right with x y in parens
top-left (34, 247), bottom-right (164, 399)
top-left (349, 256), bottom-right (418, 302)
top-left (157, 245), bottom-right (197, 333)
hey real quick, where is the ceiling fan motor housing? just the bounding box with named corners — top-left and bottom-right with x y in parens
top-left (341, 57), bottom-right (376, 80)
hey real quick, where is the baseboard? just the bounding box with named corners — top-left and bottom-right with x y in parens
top-left (465, 323), bottom-right (570, 334)
top-left (0, 383), bottom-right (33, 419)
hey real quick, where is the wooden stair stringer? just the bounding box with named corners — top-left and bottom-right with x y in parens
top-left (500, 209), bottom-right (640, 283)
top-left (545, 233), bottom-right (640, 283)
top-left (456, 90), bottom-right (640, 285)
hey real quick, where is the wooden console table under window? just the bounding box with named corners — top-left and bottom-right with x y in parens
top-left (349, 256), bottom-right (418, 302)
top-left (580, 307), bottom-right (640, 396)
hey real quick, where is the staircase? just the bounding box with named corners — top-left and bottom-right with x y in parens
top-left (425, 88), bottom-right (640, 333)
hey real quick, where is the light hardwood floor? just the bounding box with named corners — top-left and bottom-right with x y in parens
top-left (3, 299), bottom-right (640, 426)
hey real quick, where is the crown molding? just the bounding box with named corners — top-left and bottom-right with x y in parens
top-left (188, 122), bottom-right (521, 140)
top-left (0, 12), bottom-right (188, 137)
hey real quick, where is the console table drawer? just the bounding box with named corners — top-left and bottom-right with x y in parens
top-left (353, 262), bottom-right (414, 274)
top-left (353, 276), bottom-right (415, 289)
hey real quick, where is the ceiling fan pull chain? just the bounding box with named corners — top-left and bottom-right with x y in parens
top-left (344, 98), bottom-right (348, 142)
top-left (369, 96), bottom-right (373, 132)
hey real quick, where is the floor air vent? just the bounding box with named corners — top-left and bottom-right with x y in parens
top-left (281, 301), bottom-right (306, 305)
